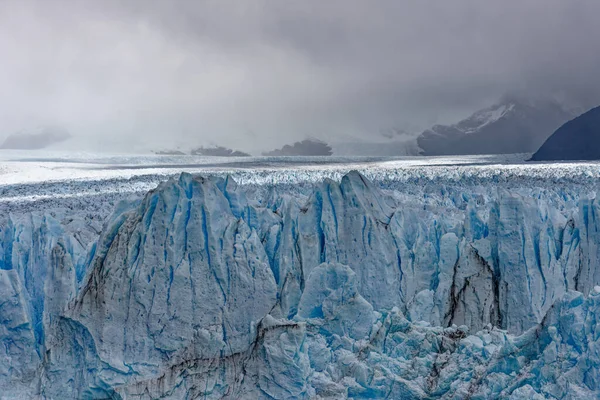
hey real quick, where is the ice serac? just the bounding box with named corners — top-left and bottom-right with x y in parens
top-left (297, 173), bottom-right (400, 311)
top-left (487, 192), bottom-right (572, 333)
top-left (0, 269), bottom-right (39, 399)
top-left (292, 171), bottom-right (587, 335)
top-left (297, 262), bottom-right (377, 340)
top-left (577, 197), bottom-right (600, 294)
top-left (0, 208), bottom-right (101, 399)
top-left (64, 173), bottom-right (278, 390)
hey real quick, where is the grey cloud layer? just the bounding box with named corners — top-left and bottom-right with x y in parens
top-left (1, 0), bottom-right (599, 151)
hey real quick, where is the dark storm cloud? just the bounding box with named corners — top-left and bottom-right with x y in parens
top-left (0, 0), bottom-right (599, 152)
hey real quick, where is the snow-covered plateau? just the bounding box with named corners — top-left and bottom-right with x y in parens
top-left (2, 152), bottom-right (600, 399)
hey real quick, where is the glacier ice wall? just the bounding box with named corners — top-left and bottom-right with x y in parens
top-left (1, 171), bottom-right (600, 398)
top-left (0, 209), bottom-right (105, 398)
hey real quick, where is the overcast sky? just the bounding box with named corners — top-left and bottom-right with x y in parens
top-left (1, 0), bottom-right (599, 152)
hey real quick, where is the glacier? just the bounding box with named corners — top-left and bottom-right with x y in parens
top-left (1, 166), bottom-right (600, 398)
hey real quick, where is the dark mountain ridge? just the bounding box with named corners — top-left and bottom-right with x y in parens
top-left (262, 139), bottom-right (333, 156)
top-left (530, 105), bottom-right (600, 161)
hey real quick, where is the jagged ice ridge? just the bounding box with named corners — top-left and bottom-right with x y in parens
top-left (1, 171), bottom-right (600, 399)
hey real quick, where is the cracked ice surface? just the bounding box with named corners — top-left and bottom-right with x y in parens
top-left (2, 154), bottom-right (600, 398)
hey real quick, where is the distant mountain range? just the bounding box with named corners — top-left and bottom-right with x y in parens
top-left (262, 139), bottom-right (332, 156)
top-left (153, 146), bottom-right (250, 157)
top-left (530, 105), bottom-right (600, 161)
top-left (417, 99), bottom-right (574, 156)
top-left (154, 150), bottom-right (187, 155)
top-left (0, 127), bottom-right (71, 150)
top-left (190, 146), bottom-right (250, 157)
top-left (4, 98), bottom-right (591, 160)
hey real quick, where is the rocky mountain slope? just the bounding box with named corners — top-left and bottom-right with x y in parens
top-left (418, 99), bottom-right (573, 155)
top-left (531, 105), bottom-right (600, 161)
top-left (262, 139), bottom-right (333, 156)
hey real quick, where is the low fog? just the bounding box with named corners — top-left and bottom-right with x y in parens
top-left (1, 0), bottom-right (599, 153)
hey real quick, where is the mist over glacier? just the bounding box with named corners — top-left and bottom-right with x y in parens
top-left (1, 156), bottom-right (600, 399)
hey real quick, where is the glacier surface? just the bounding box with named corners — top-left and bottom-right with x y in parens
top-left (2, 157), bottom-right (600, 398)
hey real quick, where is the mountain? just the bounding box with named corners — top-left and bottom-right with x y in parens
top-left (151, 146), bottom-right (250, 156)
top-left (153, 149), bottom-right (187, 155)
top-left (262, 139), bottom-right (332, 156)
top-left (530, 105), bottom-right (600, 161)
top-left (0, 126), bottom-right (71, 150)
top-left (417, 99), bottom-right (574, 155)
top-left (190, 145), bottom-right (250, 157)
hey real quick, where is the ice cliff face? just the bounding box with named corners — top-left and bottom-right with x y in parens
top-left (72, 174), bottom-right (277, 383)
top-left (0, 210), bottom-right (102, 398)
top-left (2, 172), bottom-right (600, 398)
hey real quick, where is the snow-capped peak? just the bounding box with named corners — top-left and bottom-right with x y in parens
top-left (459, 103), bottom-right (515, 134)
